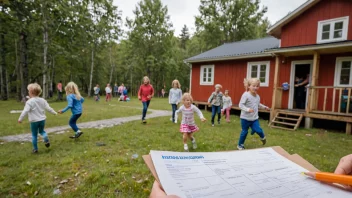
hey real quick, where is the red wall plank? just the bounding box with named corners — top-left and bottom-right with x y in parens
top-left (281, 0), bottom-right (352, 47)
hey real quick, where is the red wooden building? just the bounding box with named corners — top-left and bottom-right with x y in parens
top-left (186, 0), bottom-right (352, 133)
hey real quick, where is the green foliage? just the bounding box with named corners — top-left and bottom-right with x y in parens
top-left (195, 0), bottom-right (268, 50)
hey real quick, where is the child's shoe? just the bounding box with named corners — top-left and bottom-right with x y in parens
top-left (237, 145), bottom-right (245, 150)
top-left (32, 149), bottom-right (38, 154)
top-left (45, 141), bottom-right (50, 148)
top-left (261, 137), bottom-right (266, 145)
top-left (192, 139), bottom-right (197, 149)
top-left (218, 121), bottom-right (220, 125)
top-left (142, 119), bottom-right (147, 124)
top-left (184, 144), bottom-right (189, 152)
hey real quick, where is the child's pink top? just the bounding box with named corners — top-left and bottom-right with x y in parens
top-left (138, 84), bottom-right (154, 102)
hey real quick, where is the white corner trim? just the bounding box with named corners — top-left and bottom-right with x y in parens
top-left (334, 57), bottom-right (352, 87)
top-left (246, 61), bottom-right (270, 87)
top-left (189, 65), bottom-right (192, 94)
top-left (200, 65), bottom-right (215, 86)
top-left (316, 16), bottom-right (349, 44)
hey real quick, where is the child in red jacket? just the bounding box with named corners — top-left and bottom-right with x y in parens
top-left (138, 76), bottom-right (154, 123)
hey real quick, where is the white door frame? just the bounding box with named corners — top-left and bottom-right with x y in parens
top-left (288, 60), bottom-right (313, 109)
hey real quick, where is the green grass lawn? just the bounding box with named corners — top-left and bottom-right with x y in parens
top-left (0, 97), bottom-right (351, 197)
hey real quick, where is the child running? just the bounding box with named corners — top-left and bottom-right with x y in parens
top-left (175, 93), bottom-right (206, 151)
top-left (208, 84), bottom-right (223, 126)
top-left (93, 84), bottom-right (100, 102)
top-left (237, 78), bottom-right (270, 150)
top-left (105, 83), bottom-right (112, 102)
top-left (168, 79), bottom-right (182, 123)
top-left (222, 90), bottom-right (232, 123)
top-left (138, 76), bottom-right (154, 123)
top-left (18, 83), bottom-right (57, 153)
top-left (58, 82), bottom-right (84, 139)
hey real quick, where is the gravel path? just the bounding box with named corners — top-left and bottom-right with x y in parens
top-left (0, 108), bottom-right (171, 142)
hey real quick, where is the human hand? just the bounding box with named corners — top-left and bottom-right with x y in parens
top-left (138, 96), bottom-right (141, 100)
top-left (334, 154), bottom-right (352, 190)
top-left (58, 110), bottom-right (63, 114)
top-left (201, 118), bottom-right (207, 122)
top-left (18, 120), bottom-right (22, 124)
top-left (150, 181), bottom-right (180, 198)
top-left (248, 108), bottom-right (254, 113)
top-left (295, 84), bottom-right (299, 87)
top-left (147, 95), bottom-right (152, 99)
top-left (265, 107), bottom-right (271, 111)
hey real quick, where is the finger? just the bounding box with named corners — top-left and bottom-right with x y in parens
top-left (334, 154), bottom-right (352, 175)
top-left (150, 181), bottom-right (166, 198)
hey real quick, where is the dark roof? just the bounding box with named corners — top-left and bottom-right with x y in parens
top-left (185, 37), bottom-right (280, 63)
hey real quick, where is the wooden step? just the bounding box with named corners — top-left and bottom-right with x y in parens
top-left (272, 121), bottom-right (297, 126)
top-left (277, 111), bottom-right (303, 117)
top-left (276, 116), bottom-right (299, 121)
top-left (270, 125), bottom-right (295, 131)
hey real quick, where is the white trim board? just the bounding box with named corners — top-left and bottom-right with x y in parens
top-left (288, 60), bottom-right (313, 109)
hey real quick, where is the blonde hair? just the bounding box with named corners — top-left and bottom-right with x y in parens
top-left (27, 83), bottom-right (42, 96)
top-left (65, 82), bottom-right (82, 100)
top-left (181, 93), bottom-right (193, 103)
top-left (215, 84), bottom-right (222, 89)
top-left (243, 78), bottom-right (261, 90)
top-left (143, 76), bottom-right (150, 84)
top-left (172, 79), bottom-right (181, 89)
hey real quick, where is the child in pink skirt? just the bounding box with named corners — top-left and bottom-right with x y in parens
top-left (175, 93), bottom-right (206, 151)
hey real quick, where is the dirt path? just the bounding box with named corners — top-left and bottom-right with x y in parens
top-left (0, 108), bottom-right (171, 142)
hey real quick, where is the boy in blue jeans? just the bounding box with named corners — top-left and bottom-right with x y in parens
top-left (238, 78), bottom-right (270, 150)
top-left (18, 83), bottom-right (57, 153)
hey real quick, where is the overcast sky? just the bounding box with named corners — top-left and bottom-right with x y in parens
top-left (113, 0), bottom-right (307, 36)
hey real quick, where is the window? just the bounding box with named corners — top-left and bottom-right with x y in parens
top-left (200, 65), bottom-right (214, 85)
top-left (335, 57), bottom-right (352, 87)
top-left (317, 16), bottom-right (349, 43)
top-left (247, 61), bottom-right (270, 87)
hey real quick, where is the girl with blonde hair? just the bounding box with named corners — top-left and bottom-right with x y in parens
top-left (237, 78), bottom-right (270, 150)
top-left (169, 79), bottom-right (182, 123)
top-left (175, 93), bottom-right (206, 151)
top-left (208, 84), bottom-right (223, 126)
top-left (138, 76), bottom-right (154, 123)
top-left (58, 82), bottom-right (84, 139)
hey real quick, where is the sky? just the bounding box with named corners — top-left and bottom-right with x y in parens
top-left (113, 0), bottom-right (308, 36)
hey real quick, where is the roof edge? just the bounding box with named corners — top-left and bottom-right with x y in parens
top-left (185, 53), bottom-right (273, 64)
top-left (265, 41), bottom-right (352, 54)
top-left (267, 0), bottom-right (320, 37)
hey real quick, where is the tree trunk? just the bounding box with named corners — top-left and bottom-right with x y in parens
top-left (15, 38), bottom-right (21, 101)
top-left (109, 44), bottom-right (114, 83)
top-left (19, 32), bottom-right (29, 102)
top-left (88, 47), bottom-right (94, 97)
top-left (42, 1), bottom-right (49, 98)
top-left (0, 32), bottom-right (7, 100)
top-left (50, 56), bottom-right (55, 95)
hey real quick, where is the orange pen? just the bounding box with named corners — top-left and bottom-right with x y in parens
top-left (304, 172), bottom-right (352, 186)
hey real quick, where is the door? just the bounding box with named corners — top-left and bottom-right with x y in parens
top-left (289, 61), bottom-right (313, 109)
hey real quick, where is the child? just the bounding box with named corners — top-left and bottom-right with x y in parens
top-left (113, 83), bottom-right (118, 97)
top-left (208, 84), bottom-right (223, 127)
top-left (175, 93), bottom-right (206, 151)
top-left (58, 82), bottom-right (84, 139)
top-left (18, 83), bottom-right (57, 153)
top-left (222, 90), bottom-right (232, 123)
top-left (138, 76), bottom-right (154, 123)
top-left (237, 78), bottom-right (270, 150)
top-left (93, 84), bottom-right (100, 102)
top-left (105, 83), bottom-right (112, 102)
top-left (169, 80), bottom-right (182, 123)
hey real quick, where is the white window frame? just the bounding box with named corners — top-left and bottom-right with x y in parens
top-left (247, 61), bottom-right (270, 87)
top-left (317, 16), bottom-right (349, 43)
top-left (334, 57), bottom-right (352, 87)
top-left (200, 65), bottom-right (214, 85)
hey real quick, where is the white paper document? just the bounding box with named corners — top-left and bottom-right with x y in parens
top-left (150, 148), bottom-right (351, 198)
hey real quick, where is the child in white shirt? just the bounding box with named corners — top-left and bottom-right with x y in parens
top-left (222, 90), bottom-right (232, 123)
top-left (175, 93), bottom-right (206, 151)
top-left (18, 83), bottom-right (57, 153)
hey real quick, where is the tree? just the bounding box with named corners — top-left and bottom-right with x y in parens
top-left (179, 24), bottom-right (190, 49)
top-left (195, 0), bottom-right (268, 50)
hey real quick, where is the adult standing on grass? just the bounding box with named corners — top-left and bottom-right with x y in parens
top-left (118, 83), bottom-right (124, 97)
top-left (138, 76), bottom-right (154, 123)
top-left (58, 82), bottom-right (84, 139)
top-left (57, 80), bottom-right (63, 101)
top-left (105, 83), bottom-right (112, 102)
top-left (18, 83), bottom-right (57, 153)
top-left (169, 79), bottom-right (182, 123)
